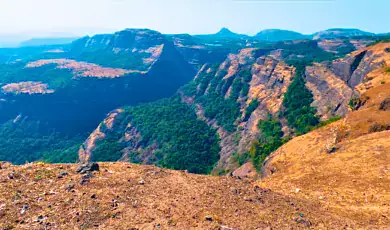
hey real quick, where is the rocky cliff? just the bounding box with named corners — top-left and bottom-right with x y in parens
top-left (0, 29), bottom-right (197, 164)
top-left (84, 42), bottom-right (390, 175)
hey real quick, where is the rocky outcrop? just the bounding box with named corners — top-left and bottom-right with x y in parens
top-left (1, 82), bottom-right (54, 95)
top-left (305, 64), bottom-right (355, 119)
top-left (78, 41), bottom-right (390, 175)
top-left (78, 109), bottom-right (124, 163)
top-left (317, 38), bottom-right (374, 53)
top-left (305, 42), bottom-right (390, 119)
top-left (179, 49), bottom-right (294, 173)
top-left (312, 28), bottom-right (374, 40)
top-left (26, 59), bottom-right (143, 78)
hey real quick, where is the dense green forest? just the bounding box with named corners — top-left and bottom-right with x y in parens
top-left (249, 61), bottom-right (320, 169)
top-left (0, 120), bottom-right (83, 164)
top-left (91, 97), bottom-right (221, 174)
top-left (281, 63), bottom-right (320, 134)
top-left (250, 116), bottom-right (288, 170)
top-left (182, 67), bottom-right (253, 133)
top-left (123, 97), bottom-right (220, 174)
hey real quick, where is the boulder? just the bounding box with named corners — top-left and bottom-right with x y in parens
top-left (76, 163), bottom-right (99, 174)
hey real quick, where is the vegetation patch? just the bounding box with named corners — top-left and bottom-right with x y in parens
top-left (197, 93), bottom-right (240, 132)
top-left (369, 123), bottom-right (390, 133)
top-left (281, 63), bottom-right (319, 135)
top-left (316, 116), bottom-right (342, 129)
top-left (0, 120), bottom-right (83, 164)
top-left (125, 97), bottom-right (220, 174)
top-left (243, 99), bottom-right (260, 122)
top-left (349, 96), bottom-right (369, 111)
top-left (250, 116), bottom-right (289, 170)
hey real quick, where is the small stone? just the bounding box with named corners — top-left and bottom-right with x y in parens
top-left (33, 215), bottom-right (45, 223)
top-left (80, 172), bottom-right (93, 185)
top-left (204, 216), bottom-right (213, 222)
top-left (319, 196), bottom-right (325, 200)
top-left (7, 173), bottom-right (15, 180)
top-left (76, 163), bottom-right (99, 174)
top-left (57, 172), bottom-right (69, 179)
top-left (295, 188), bottom-right (301, 193)
top-left (20, 205), bottom-right (28, 215)
top-left (138, 179), bottom-right (145, 185)
top-left (90, 194), bottom-right (97, 199)
top-left (65, 183), bottom-right (75, 192)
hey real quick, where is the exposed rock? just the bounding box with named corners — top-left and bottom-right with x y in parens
top-left (1, 81), bottom-right (54, 95)
top-left (232, 162), bottom-right (257, 180)
top-left (80, 172), bottom-right (93, 185)
top-left (26, 59), bottom-right (141, 78)
top-left (305, 63), bottom-right (355, 119)
top-left (76, 163), bottom-right (99, 174)
top-left (65, 183), bottom-right (75, 192)
top-left (20, 205), bottom-right (28, 215)
top-left (204, 216), bottom-right (213, 222)
top-left (78, 109), bottom-right (124, 162)
top-left (57, 172), bottom-right (69, 179)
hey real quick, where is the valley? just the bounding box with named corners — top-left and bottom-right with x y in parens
top-left (0, 26), bottom-right (389, 229)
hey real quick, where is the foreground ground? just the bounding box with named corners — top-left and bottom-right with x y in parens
top-left (0, 160), bottom-right (388, 229)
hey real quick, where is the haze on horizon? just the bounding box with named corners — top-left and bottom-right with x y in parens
top-left (0, 0), bottom-right (389, 38)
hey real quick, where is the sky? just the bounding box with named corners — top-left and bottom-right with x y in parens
top-left (0, 0), bottom-right (389, 38)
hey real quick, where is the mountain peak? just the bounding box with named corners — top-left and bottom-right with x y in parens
top-left (216, 27), bottom-right (234, 35)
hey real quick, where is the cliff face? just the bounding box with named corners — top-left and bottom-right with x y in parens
top-left (305, 42), bottom-right (390, 119)
top-left (0, 29), bottom-right (195, 134)
top-left (82, 42), bottom-right (390, 174)
top-left (0, 29), bottom-right (198, 164)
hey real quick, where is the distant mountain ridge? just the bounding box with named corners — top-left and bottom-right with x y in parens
top-left (19, 37), bottom-right (79, 47)
top-left (312, 28), bottom-right (375, 40)
top-left (199, 27), bottom-right (383, 42)
top-left (195, 27), bottom-right (250, 40)
top-left (255, 29), bottom-right (309, 41)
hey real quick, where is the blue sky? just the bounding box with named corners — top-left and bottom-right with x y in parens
top-left (0, 0), bottom-right (388, 37)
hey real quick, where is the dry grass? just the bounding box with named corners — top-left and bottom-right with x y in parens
top-left (260, 81), bottom-right (390, 229)
top-left (0, 162), bottom-right (365, 229)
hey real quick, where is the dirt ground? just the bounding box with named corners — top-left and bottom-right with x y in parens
top-left (0, 160), bottom-right (387, 230)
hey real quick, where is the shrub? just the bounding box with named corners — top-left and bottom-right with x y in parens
top-left (197, 93), bottom-right (240, 132)
top-left (316, 116), bottom-right (342, 129)
top-left (369, 123), bottom-right (390, 133)
top-left (349, 96), bottom-right (369, 111)
top-left (243, 99), bottom-right (260, 121)
top-left (379, 98), bottom-right (390, 111)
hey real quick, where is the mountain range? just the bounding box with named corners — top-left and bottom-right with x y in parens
top-left (0, 26), bottom-right (389, 228)
top-left (1, 27), bottom-right (387, 48)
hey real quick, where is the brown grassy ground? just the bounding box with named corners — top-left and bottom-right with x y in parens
top-left (0, 161), bottom-right (368, 230)
top-left (260, 82), bottom-right (390, 230)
